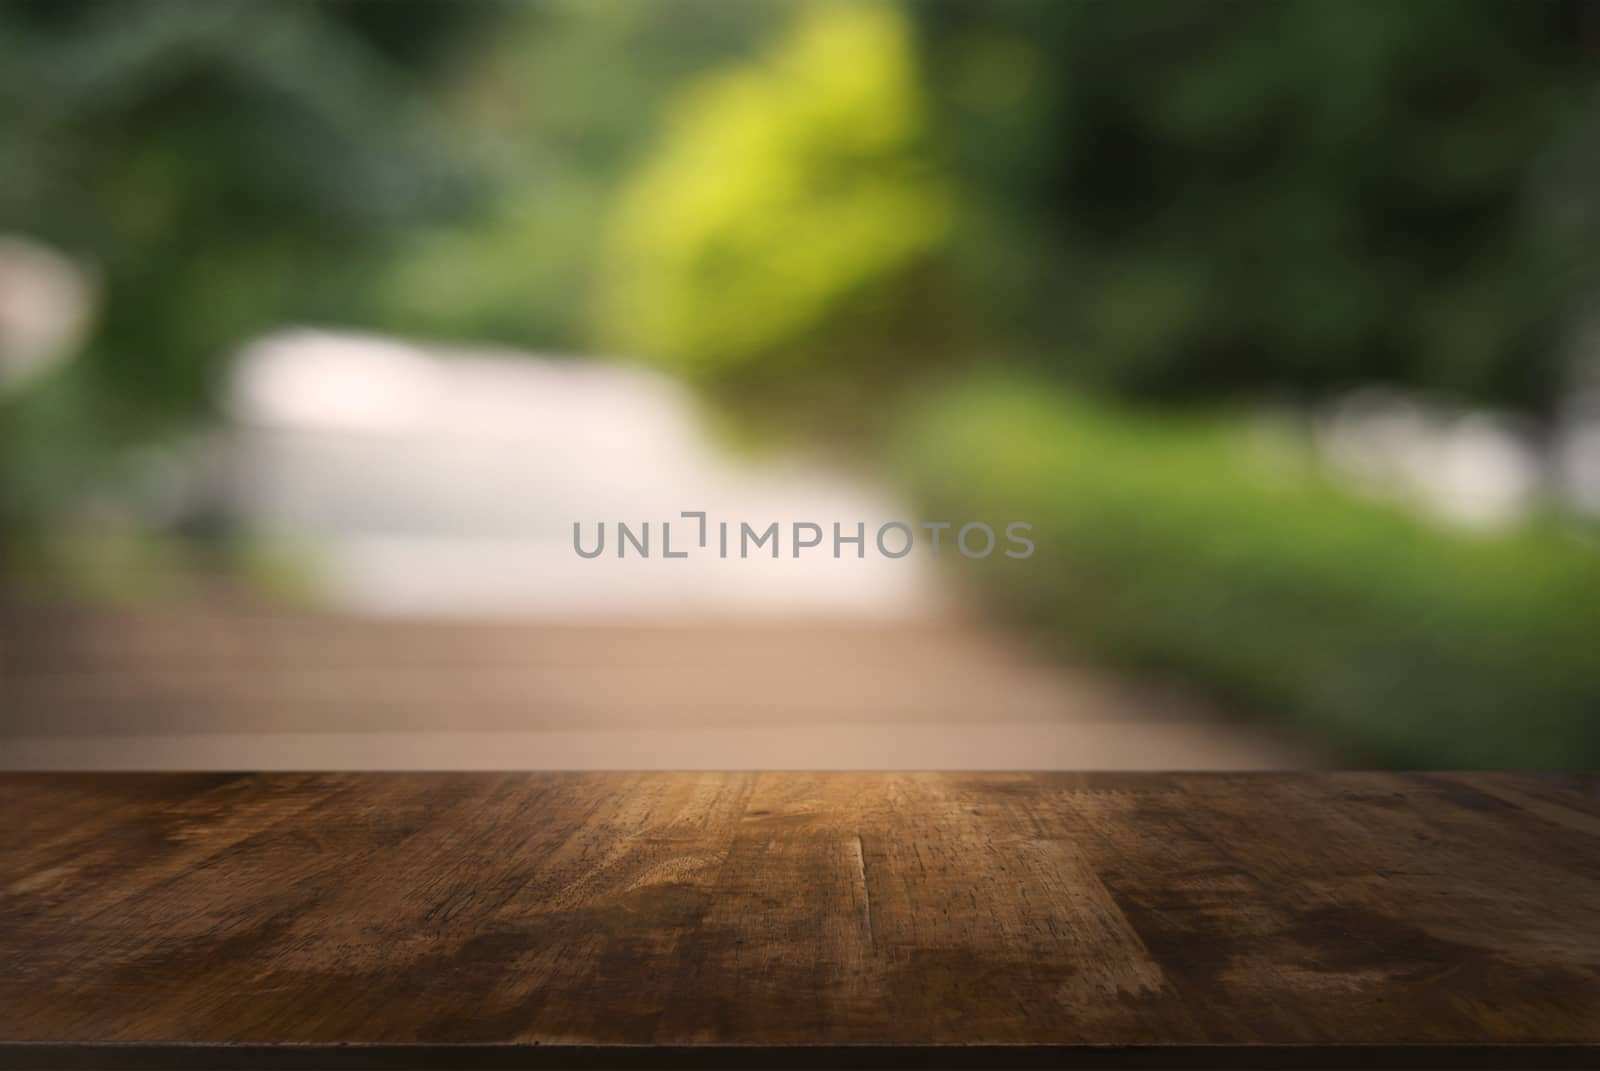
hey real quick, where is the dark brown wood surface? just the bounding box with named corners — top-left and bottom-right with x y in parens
top-left (2, 772), bottom-right (1599, 1068)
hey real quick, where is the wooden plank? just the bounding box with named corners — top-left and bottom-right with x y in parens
top-left (1, 772), bottom-right (1598, 1068)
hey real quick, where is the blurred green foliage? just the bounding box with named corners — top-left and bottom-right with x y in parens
top-left (580, 0), bottom-right (1600, 418)
top-left (375, 0), bottom-right (784, 351)
top-left (877, 1), bottom-right (1600, 763)
top-left (0, 0), bottom-right (492, 421)
top-left (913, 0), bottom-right (1598, 409)
top-left (890, 377), bottom-right (1600, 766)
top-left (598, 3), bottom-right (950, 398)
top-left (0, 0), bottom-right (498, 563)
top-left (6, 0), bottom-right (1595, 453)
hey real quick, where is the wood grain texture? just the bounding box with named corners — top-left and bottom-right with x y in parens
top-left (1, 773), bottom-right (1598, 1067)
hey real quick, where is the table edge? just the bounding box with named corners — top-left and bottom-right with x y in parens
top-left (3, 1043), bottom-right (1599, 1071)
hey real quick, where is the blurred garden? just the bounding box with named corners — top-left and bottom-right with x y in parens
top-left (3, 0), bottom-right (1600, 766)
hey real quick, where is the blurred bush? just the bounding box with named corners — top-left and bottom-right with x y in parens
top-left (591, 0), bottom-right (1599, 426)
top-left (597, 3), bottom-right (951, 406)
top-left (890, 377), bottom-right (1600, 766)
top-left (375, 0), bottom-right (783, 352)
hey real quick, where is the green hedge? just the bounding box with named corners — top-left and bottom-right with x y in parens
top-left (889, 378), bottom-right (1600, 767)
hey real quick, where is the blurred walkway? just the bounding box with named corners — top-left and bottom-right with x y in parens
top-left (0, 605), bottom-right (1315, 769)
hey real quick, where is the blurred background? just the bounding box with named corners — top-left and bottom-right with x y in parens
top-left (2, 0), bottom-right (1598, 769)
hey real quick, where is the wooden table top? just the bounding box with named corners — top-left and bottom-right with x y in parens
top-left (2, 772), bottom-right (1598, 1069)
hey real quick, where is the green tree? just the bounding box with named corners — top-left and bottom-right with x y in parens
top-left (375, 0), bottom-right (784, 353)
top-left (597, 2), bottom-right (952, 405)
top-left (914, 0), bottom-right (1599, 410)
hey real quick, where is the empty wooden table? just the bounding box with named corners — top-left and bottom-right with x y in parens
top-left (2, 772), bottom-right (1598, 1068)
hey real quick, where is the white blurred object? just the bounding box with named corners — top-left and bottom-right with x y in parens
top-left (232, 330), bottom-right (438, 434)
top-left (0, 235), bottom-right (96, 396)
top-left (227, 329), bottom-right (947, 620)
top-left (1316, 387), bottom-right (1542, 529)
